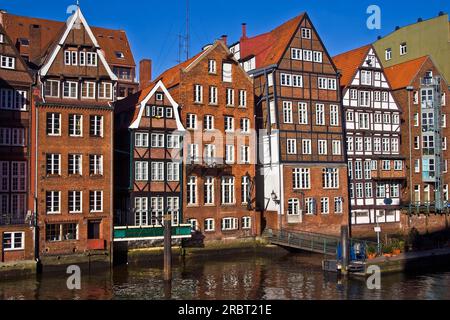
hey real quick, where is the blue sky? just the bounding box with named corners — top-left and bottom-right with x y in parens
top-left (2, 0), bottom-right (449, 77)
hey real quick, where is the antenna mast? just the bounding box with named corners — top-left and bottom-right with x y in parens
top-left (186, 0), bottom-right (190, 60)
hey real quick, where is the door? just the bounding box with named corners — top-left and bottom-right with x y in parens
top-left (88, 221), bottom-right (101, 240)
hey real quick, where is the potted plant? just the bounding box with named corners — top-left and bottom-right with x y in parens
top-left (382, 244), bottom-right (393, 257)
top-left (391, 239), bottom-right (402, 256)
top-left (366, 245), bottom-right (377, 260)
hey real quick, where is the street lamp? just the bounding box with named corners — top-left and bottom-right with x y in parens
top-left (271, 191), bottom-right (280, 205)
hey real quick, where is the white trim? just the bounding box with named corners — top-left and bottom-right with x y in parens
top-left (129, 80), bottom-right (185, 132)
top-left (39, 8), bottom-right (117, 81)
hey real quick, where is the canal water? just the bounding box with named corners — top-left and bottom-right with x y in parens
top-left (1, 249), bottom-right (450, 300)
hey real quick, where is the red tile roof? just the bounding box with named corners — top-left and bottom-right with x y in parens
top-left (332, 45), bottom-right (372, 87)
top-left (239, 13), bottom-right (305, 69)
top-left (384, 56), bottom-right (429, 90)
top-left (1, 12), bottom-right (135, 67)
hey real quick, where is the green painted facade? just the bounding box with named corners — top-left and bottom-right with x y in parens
top-left (113, 225), bottom-right (192, 241)
top-left (373, 14), bottom-right (450, 83)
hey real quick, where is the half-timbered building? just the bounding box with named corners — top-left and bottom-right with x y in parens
top-left (0, 24), bottom-right (34, 263)
top-left (114, 80), bottom-right (185, 228)
top-left (230, 14), bottom-right (349, 236)
top-left (333, 45), bottom-right (405, 228)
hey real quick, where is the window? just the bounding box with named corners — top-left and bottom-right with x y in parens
top-left (322, 168), bottom-right (339, 189)
top-left (194, 84), bottom-right (203, 103)
top-left (414, 159), bottom-right (421, 173)
top-left (46, 191), bottom-right (61, 214)
top-left (135, 197), bottom-right (148, 226)
top-left (242, 216), bottom-right (251, 229)
top-left (1, 55), bottom-right (15, 69)
top-left (328, 79), bottom-right (337, 90)
top-left (63, 81), bottom-right (78, 99)
top-left (400, 42), bottom-right (407, 56)
top-left (167, 197), bottom-right (179, 225)
top-left (226, 88), bottom-right (235, 106)
top-left (238, 90), bottom-right (247, 107)
top-left (47, 113), bottom-right (61, 136)
top-left (291, 48), bottom-right (302, 60)
top-left (347, 111), bottom-right (354, 122)
top-left (221, 177), bottom-right (235, 205)
top-left (240, 118), bottom-right (250, 133)
top-left (391, 184), bottom-right (400, 198)
top-left (318, 78), bottom-right (327, 89)
top-left (222, 63), bottom-right (232, 82)
top-left (151, 133), bottom-right (165, 148)
top-left (334, 197), bottom-right (343, 214)
top-left (10, 162), bottom-right (26, 192)
top-left (187, 219), bottom-right (199, 231)
top-left (208, 60), bottom-right (217, 74)
top-left (315, 104), bottom-right (325, 125)
top-left (280, 73), bottom-right (292, 86)
top-left (293, 168), bottom-right (310, 189)
top-left (90, 115), bottom-right (103, 137)
top-left (225, 145), bottom-right (235, 164)
top-left (167, 162), bottom-right (180, 181)
top-left (382, 160), bottom-right (391, 171)
top-left (69, 114), bottom-right (83, 137)
top-left (187, 176), bottom-right (197, 205)
top-left (205, 218), bottom-right (215, 232)
top-left (0, 34), bottom-right (3, 43)
top-left (167, 135), bottom-right (180, 148)
top-left (98, 82), bottom-right (113, 99)
top-left (135, 161), bottom-right (148, 181)
top-left (442, 114), bottom-right (447, 128)
top-left (204, 144), bottom-right (216, 163)
top-left (320, 198), bottom-right (329, 214)
top-left (359, 91), bottom-right (370, 107)
top-left (79, 51), bottom-right (86, 66)
top-left (358, 113), bottom-right (370, 129)
top-left (188, 144), bottom-right (199, 162)
top-left (150, 162), bottom-right (164, 181)
top-left (2, 232), bottom-right (24, 251)
top-left (225, 116), bottom-right (234, 132)
top-left (89, 155), bottom-right (103, 176)
top-left (187, 114), bottom-right (197, 130)
top-left (361, 70), bottom-right (372, 86)
top-left (209, 86), bottom-right (218, 105)
top-left (330, 105), bottom-right (339, 126)
top-left (68, 191), bottom-right (82, 213)
top-left (135, 132), bottom-right (149, 147)
top-left (318, 140), bottom-right (327, 155)
top-left (287, 199), bottom-right (301, 215)
top-left (287, 139), bottom-right (297, 155)
top-left (222, 217), bottom-right (238, 231)
top-left (376, 184), bottom-right (386, 198)
top-left (90, 191), bottom-right (103, 212)
top-left (240, 145), bottom-right (250, 164)
top-left (46, 154), bottom-right (61, 175)
top-left (385, 48), bottom-right (392, 61)
top-left (241, 176), bottom-right (250, 204)
top-left (204, 177), bottom-right (214, 205)
top-left (68, 154), bottom-right (82, 175)
top-left (298, 103), bottom-right (308, 124)
top-left (301, 28), bottom-right (311, 39)
top-left (305, 198), bottom-right (315, 215)
top-left (44, 80), bottom-right (60, 98)
top-left (414, 136), bottom-right (420, 149)
top-left (374, 91), bottom-right (381, 102)
top-left (394, 160), bottom-right (403, 171)
top-left (8, 128), bottom-right (25, 146)
top-left (392, 138), bottom-right (399, 153)
top-left (283, 101), bottom-right (293, 123)
top-left (86, 52), bottom-right (97, 66)
top-left (302, 139), bottom-right (312, 155)
top-left (81, 82), bottom-right (96, 99)
top-left (292, 75), bottom-right (303, 87)
top-left (332, 140), bottom-right (341, 155)
top-left (313, 51), bottom-right (323, 63)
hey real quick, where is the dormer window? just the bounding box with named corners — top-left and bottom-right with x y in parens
top-left (18, 38), bottom-right (30, 46)
top-left (115, 51), bottom-right (125, 59)
top-left (0, 56), bottom-right (15, 69)
top-left (385, 48), bottom-right (392, 61)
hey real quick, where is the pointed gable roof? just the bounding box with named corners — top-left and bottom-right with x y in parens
top-left (332, 44), bottom-right (372, 87)
top-left (239, 13), bottom-right (305, 69)
top-left (383, 56), bottom-right (430, 90)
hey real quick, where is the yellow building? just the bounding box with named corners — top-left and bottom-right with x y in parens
top-left (373, 12), bottom-right (450, 83)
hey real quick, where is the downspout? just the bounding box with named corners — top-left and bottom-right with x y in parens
top-left (406, 86), bottom-right (414, 226)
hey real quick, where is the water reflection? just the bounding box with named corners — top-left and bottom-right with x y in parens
top-left (1, 250), bottom-right (450, 300)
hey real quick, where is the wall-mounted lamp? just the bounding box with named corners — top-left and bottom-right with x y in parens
top-left (271, 190), bottom-right (280, 205)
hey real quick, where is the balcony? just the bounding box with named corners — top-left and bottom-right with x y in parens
top-left (0, 214), bottom-right (27, 226)
top-left (186, 157), bottom-right (232, 173)
top-left (371, 168), bottom-right (406, 180)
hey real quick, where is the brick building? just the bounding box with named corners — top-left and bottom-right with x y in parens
top-left (333, 45), bottom-right (405, 230)
top-left (230, 14), bottom-right (349, 236)
top-left (114, 80), bottom-right (185, 228)
top-left (0, 24), bottom-right (34, 263)
top-left (384, 56), bottom-right (450, 213)
top-left (1, 7), bottom-right (136, 262)
top-left (150, 40), bottom-right (259, 241)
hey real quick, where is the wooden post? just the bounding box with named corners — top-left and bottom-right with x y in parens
top-left (163, 214), bottom-right (172, 281)
top-left (341, 226), bottom-right (349, 274)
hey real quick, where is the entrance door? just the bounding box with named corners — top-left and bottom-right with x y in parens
top-left (88, 221), bottom-right (101, 240)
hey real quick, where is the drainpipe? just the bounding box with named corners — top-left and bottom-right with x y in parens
top-left (406, 86), bottom-right (414, 226)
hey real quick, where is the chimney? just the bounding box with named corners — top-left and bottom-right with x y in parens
top-left (29, 24), bottom-right (42, 64)
top-left (139, 59), bottom-right (152, 90)
top-left (221, 35), bottom-right (228, 45)
top-left (242, 23), bottom-right (247, 39)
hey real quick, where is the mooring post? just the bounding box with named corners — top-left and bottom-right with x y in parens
top-left (341, 226), bottom-right (349, 274)
top-left (164, 214), bottom-right (172, 281)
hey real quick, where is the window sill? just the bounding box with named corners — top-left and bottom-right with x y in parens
top-left (3, 248), bottom-right (25, 252)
